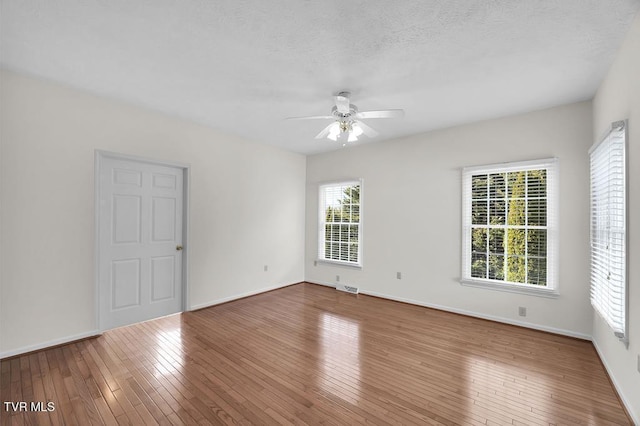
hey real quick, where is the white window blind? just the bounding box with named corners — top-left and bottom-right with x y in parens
top-left (318, 181), bottom-right (362, 266)
top-left (589, 120), bottom-right (627, 340)
top-left (461, 158), bottom-right (558, 296)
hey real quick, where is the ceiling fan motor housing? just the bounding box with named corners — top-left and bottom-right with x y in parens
top-left (331, 105), bottom-right (358, 119)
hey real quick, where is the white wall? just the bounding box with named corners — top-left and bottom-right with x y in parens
top-left (0, 70), bottom-right (306, 357)
top-left (592, 12), bottom-right (640, 423)
top-left (306, 101), bottom-right (594, 338)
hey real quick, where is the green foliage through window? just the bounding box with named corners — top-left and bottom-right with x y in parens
top-left (470, 169), bottom-right (547, 286)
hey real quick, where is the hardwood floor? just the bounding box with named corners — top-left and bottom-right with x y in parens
top-left (1, 283), bottom-right (632, 425)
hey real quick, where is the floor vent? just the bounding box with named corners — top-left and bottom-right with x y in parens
top-left (336, 284), bottom-right (359, 294)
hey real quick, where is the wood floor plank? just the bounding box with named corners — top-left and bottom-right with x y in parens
top-left (0, 283), bottom-right (633, 425)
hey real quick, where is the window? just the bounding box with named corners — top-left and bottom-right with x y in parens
top-left (318, 181), bottom-right (362, 266)
top-left (590, 121), bottom-right (627, 340)
top-left (461, 158), bottom-right (558, 296)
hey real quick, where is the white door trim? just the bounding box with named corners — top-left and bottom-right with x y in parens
top-left (94, 150), bottom-right (191, 332)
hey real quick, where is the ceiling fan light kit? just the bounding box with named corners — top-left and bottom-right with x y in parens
top-left (286, 91), bottom-right (404, 145)
top-left (326, 121), bottom-right (363, 142)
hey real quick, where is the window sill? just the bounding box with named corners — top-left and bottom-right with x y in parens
top-left (316, 259), bottom-right (362, 269)
top-left (460, 278), bottom-right (559, 298)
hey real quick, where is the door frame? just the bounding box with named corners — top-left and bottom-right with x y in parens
top-left (94, 150), bottom-right (191, 332)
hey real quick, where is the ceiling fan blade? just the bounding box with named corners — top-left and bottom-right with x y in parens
top-left (334, 92), bottom-right (351, 114)
top-left (285, 115), bottom-right (334, 121)
top-left (355, 120), bottom-right (378, 137)
top-left (356, 109), bottom-right (404, 119)
top-left (315, 123), bottom-right (336, 139)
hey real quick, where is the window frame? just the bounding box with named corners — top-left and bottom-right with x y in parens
top-left (317, 179), bottom-right (363, 268)
top-left (460, 158), bottom-right (559, 297)
top-left (589, 120), bottom-right (627, 342)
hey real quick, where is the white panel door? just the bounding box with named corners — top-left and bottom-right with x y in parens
top-left (99, 156), bottom-right (183, 330)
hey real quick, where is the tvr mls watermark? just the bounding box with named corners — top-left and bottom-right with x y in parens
top-left (3, 401), bottom-right (56, 412)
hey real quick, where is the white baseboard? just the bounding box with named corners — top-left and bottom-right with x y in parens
top-left (367, 289), bottom-right (592, 340)
top-left (1, 282), bottom-right (298, 359)
top-left (592, 339), bottom-right (639, 425)
top-left (309, 280), bottom-right (335, 288)
top-left (189, 281), bottom-right (298, 311)
top-left (0, 330), bottom-right (101, 359)
top-left (306, 280), bottom-right (591, 340)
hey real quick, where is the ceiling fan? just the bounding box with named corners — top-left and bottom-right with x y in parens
top-left (286, 91), bottom-right (404, 143)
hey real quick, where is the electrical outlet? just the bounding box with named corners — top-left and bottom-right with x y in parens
top-left (336, 275), bottom-right (340, 282)
top-left (264, 265), bottom-right (268, 272)
top-left (518, 307), bottom-right (527, 317)
top-left (314, 260), bottom-right (317, 267)
top-left (637, 354), bottom-right (640, 373)
top-left (397, 272), bottom-right (402, 279)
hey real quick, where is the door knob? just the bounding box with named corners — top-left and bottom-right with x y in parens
top-left (176, 245), bottom-right (183, 251)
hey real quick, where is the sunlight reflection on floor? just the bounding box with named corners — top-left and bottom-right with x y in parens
top-left (153, 327), bottom-right (184, 378)
top-left (319, 312), bottom-right (362, 402)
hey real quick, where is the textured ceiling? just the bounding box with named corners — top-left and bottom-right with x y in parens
top-left (2, 1), bottom-right (639, 154)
